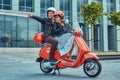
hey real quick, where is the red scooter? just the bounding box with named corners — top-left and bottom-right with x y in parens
top-left (34, 30), bottom-right (102, 77)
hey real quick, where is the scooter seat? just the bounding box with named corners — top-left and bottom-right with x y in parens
top-left (41, 43), bottom-right (51, 47)
top-left (43, 43), bottom-right (51, 46)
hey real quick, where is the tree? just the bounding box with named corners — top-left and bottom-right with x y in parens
top-left (109, 11), bottom-right (120, 52)
top-left (109, 11), bottom-right (120, 26)
top-left (80, 2), bottom-right (106, 51)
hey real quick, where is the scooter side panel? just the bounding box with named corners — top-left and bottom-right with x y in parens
top-left (39, 46), bottom-right (50, 60)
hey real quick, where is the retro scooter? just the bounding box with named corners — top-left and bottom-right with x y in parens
top-left (34, 30), bottom-right (102, 77)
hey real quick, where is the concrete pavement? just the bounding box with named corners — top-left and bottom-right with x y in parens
top-left (0, 53), bottom-right (120, 80)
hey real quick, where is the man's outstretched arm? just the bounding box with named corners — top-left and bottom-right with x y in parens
top-left (28, 13), bottom-right (45, 24)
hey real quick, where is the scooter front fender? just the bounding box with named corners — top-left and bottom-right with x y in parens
top-left (80, 53), bottom-right (99, 66)
top-left (84, 53), bottom-right (99, 60)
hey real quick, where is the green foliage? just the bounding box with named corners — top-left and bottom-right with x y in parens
top-left (81, 2), bottom-right (105, 26)
top-left (109, 11), bottom-right (120, 26)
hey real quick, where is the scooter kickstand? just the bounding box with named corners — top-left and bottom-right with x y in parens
top-left (52, 68), bottom-right (60, 75)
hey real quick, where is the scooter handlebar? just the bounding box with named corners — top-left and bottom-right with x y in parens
top-left (73, 30), bottom-right (81, 36)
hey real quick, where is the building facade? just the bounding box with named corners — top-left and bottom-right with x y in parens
top-left (0, 0), bottom-right (120, 52)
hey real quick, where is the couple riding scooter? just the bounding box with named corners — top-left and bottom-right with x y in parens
top-left (29, 7), bottom-right (102, 77)
top-left (28, 7), bottom-right (71, 62)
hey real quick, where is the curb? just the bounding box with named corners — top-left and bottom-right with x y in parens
top-left (97, 54), bottom-right (120, 60)
top-left (72, 54), bottom-right (120, 60)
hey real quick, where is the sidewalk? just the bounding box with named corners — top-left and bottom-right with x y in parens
top-left (0, 48), bottom-right (120, 60)
top-left (71, 52), bottom-right (120, 60)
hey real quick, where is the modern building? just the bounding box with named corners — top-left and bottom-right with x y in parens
top-left (0, 0), bottom-right (120, 52)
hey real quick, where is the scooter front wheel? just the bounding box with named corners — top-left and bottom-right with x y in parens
top-left (83, 59), bottom-right (102, 77)
top-left (40, 59), bottom-right (53, 73)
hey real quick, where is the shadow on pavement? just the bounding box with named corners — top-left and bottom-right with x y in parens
top-left (25, 73), bottom-right (101, 80)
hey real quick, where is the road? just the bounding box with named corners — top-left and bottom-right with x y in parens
top-left (0, 53), bottom-right (120, 80)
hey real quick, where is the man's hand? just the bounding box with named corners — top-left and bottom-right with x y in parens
top-left (28, 13), bottom-right (33, 18)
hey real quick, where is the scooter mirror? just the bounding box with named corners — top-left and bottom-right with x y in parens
top-left (64, 19), bottom-right (69, 24)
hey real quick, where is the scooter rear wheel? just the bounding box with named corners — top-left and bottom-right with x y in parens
top-left (40, 59), bottom-right (53, 73)
top-left (83, 59), bottom-right (102, 77)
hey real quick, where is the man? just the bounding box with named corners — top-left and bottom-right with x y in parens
top-left (28, 7), bottom-right (58, 62)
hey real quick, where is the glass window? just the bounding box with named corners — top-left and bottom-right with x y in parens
top-left (0, 0), bottom-right (2, 4)
top-left (26, 0), bottom-right (34, 12)
top-left (19, 0), bottom-right (25, 11)
top-left (107, 0), bottom-right (113, 3)
top-left (77, 0), bottom-right (84, 12)
top-left (93, 0), bottom-right (102, 3)
top-left (107, 0), bottom-right (115, 14)
top-left (28, 19), bottom-right (40, 47)
top-left (0, 15), bottom-right (5, 47)
top-left (40, 0), bottom-right (54, 17)
top-left (3, 5), bottom-right (11, 10)
top-left (0, 5), bottom-right (2, 9)
top-left (19, 0), bottom-right (25, 6)
top-left (3, 0), bottom-right (11, 4)
top-left (60, 0), bottom-right (72, 24)
top-left (0, 15), bottom-right (17, 47)
top-left (0, 14), bottom-right (42, 47)
top-left (4, 15), bottom-right (17, 47)
top-left (26, 0), bottom-right (33, 7)
top-left (0, 0), bottom-right (12, 10)
top-left (19, 0), bottom-right (34, 12)
top-left (16, 17), bottom-right (28, 47)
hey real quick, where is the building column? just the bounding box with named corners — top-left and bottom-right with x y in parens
top-left (87, 24), bottom-right (92, 51)
top-left (101, 0), bottom-right (108, 52)
top-left (34, 0), bottom-right (40, 16)
top-left (12, 0), bottom-right (19, 11)
top-left (54, 0), bottom-right (60, 10)
top-left (71, 0), bottom-right (78, 28)
top-left (115, 0), bottom-right (120, 52)
top-left (116, 26), bottom-right (120, 52)
top-left (87, 0), bottom-right (93, 51)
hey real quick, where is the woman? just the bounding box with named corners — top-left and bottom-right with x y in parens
top-left (53, 10), bottom-right (74, 56)
top-left (53, 10), bottom-right (72, 37)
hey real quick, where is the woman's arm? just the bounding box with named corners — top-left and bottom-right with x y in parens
top-left (54, 24), bottom-right (63, 34)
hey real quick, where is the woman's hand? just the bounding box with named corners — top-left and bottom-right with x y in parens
top-left (61, 20), bottom-right (65, 26)
top-left (28, 13), bottom-right (33, 18)
top-left (61, 23), bottom-right (65, 26)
